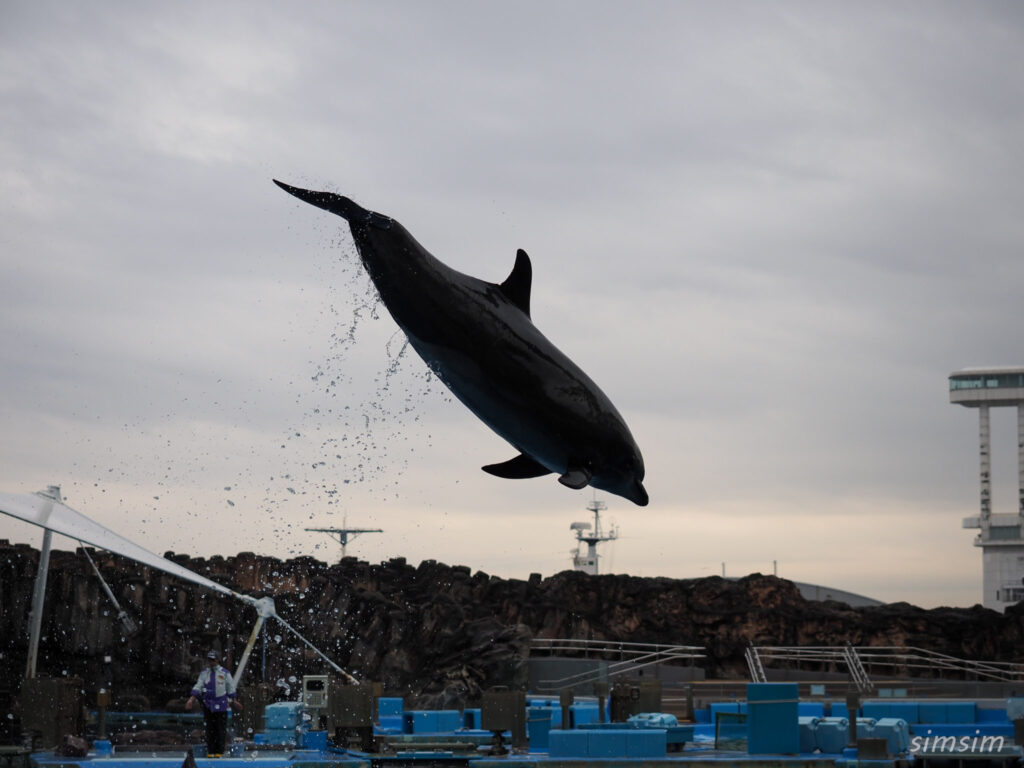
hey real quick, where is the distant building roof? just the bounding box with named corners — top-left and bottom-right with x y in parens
top-left (790, 580), bottom-right (884, 607)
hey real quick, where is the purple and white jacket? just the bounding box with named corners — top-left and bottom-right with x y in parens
top-left (191, 665), bottom-right (237, 713)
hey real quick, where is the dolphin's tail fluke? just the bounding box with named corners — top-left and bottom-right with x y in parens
top-left (273, 180), bottom-right (392, 230)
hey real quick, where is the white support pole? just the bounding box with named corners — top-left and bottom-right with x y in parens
top-left (1018, 405), bottom-right (1024, 518)
top-left (25, 528), bottom-right (54, 679)
top-left (980, 405), bottom-right (991, 520)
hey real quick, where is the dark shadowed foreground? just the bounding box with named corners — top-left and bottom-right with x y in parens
top-left (1, 540), bottom-right (1021, 710)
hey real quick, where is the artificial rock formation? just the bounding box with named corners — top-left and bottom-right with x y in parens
top-left (1, 540), bottom-right (1022, 712)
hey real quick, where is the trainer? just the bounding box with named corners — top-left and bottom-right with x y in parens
top-left (186, 650), bottom-right (242, 756)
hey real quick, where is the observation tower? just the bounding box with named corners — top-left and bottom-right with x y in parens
top-left (949, 367), bottom-right (1024, 611)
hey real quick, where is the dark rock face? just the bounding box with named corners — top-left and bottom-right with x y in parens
top-left (1, 540), bottom-right (1022, 710)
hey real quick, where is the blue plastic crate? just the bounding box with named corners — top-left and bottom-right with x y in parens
top-left (300, 730), bottom-right (327, 750)
top-left (378, 697), bottom-right (403, 717)
top-left (888, 702), bottom-right (919, 724)
top-left (527, 707), bottom-right (554, 750)
top-left (571, 702), bottom-right (600, 726)
top-left (588, 730), bottom-right (628, 757)
top-left (548, 729), bottom-right (589, 757)
top-left (403, 711), bottom-right (438, 733)
top-left (799, 702), bottom-right (825, 718)
top-left (626, 729), bottom-right (667, 757)
top-left (872, 717), bottom-right (909, 755)
top-left (798, 716), bottom-right (820, 753)
top-left (856, 718), bottom-right (876, 739)
top-left (817, 718), bottom-right (848, 753)
top-left (747, 683), bottom-right (799, 755)
top-left (862, 702), bottom-right (890, 720)
top-left (918, 702), bottom-right (947, 724)
top-left (436, 710), bottom-right (461, 732)
top-left (260, 728), bottom-right (297, 744)
top-left (264, 701), bottom-right (304, 730)
top-left (946, 702), bottom-right (976, 723)
top-left (462, 708), bottom-right (481, 729)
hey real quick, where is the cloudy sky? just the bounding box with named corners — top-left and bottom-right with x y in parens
top-left (2, 2), bottom-right (1023, 609)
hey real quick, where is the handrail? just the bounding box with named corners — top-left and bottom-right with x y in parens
top-left (530, 638), bottom-right (705, 693)
top-left (750, 645), bottom-right (1024, 683)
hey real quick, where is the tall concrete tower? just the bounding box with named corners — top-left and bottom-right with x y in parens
top-left (950, 367), bottom-right (1024, 611)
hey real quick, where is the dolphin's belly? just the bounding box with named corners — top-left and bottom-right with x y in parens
top-left (404, 328), bottom-right (616, 473)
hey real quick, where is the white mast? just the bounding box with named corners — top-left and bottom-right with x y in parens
top-left (570, 497), bottom-right (617, 575)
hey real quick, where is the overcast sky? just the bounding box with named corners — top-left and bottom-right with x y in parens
top-left (2, 2), bottom-right (1023, 610)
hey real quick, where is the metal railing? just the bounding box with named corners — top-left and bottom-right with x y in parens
top-left (745, 647), bottom-right (767, 683)
top-left (748, 645), bottom-right (1024, 687)
top-left (530, 638), bottom-right (704, 693)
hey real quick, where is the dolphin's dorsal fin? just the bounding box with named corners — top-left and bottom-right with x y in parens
top-left (499, 249), bottom-right (532, 317)
top-left (482, 452), bottom-right (550, 479)
top-left (558, 466), bottom-right (592, 490)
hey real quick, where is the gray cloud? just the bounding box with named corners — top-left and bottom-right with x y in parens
top-left (2, 1), bottom-right (1023, 607)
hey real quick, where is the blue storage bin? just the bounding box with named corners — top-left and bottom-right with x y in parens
top-left (747, 683), bottom-right (799, 755)
top-left (888, 702), bottom-right (919, 724)
top-left (626, 729), bottom-right (667, 757)
top-left (918, 702), bottom-right (947, 724)
top-left (527, 707), bottom-right (553, 749)
top-left (856, 718), bottom-right (876, 739)
top-left (378, 697), bottom-right (403, 717)
top-left (872, 718), bottom-right (909, 754)
top-left (548, 729), bottom-right (589, 757)
top-left (462, 708), bottom-right (481, 729)
top-left (300, 730), bottom-right (327, 750)
top-left (946, 702), bottom-right (976, 723)
top-left (799, 702), bottom-right (825, 718)
top-left (798, 716), bottom-right (820, 753)
top-left (264, 701), bottom-right (304, 730)
top-left (261, 728), bottom-right (297, 744)
top-left (571, 702), bottom-right (599, 726)
top-left (977, 707), bottom-right (1009, 723)
top-left (588, 730), bottom-right (627, 757)
top-left (817, 718), bottom-right (848, 753)
top-left (403, 711), bottom-right (438, 733)
top-left (862, 702), bottom-right (890, 720)
top-left (436, 710), bottom-right (461, 732)
top-left (831, 702), bottom-right (850, 719)
top-left (378, 715), bottom-right (402, 732)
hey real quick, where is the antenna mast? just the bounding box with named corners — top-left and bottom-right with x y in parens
top-left (305, 523), bottom-right (383, 560)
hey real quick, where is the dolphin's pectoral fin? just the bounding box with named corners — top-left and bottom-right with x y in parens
top-left (558, 466), bottom-right (592, 490)
top-left (498, 249), bottom-right (532, 317)
top-left (482, 453), bottom-right (551, 479)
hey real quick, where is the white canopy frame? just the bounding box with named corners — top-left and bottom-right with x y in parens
top-left (0, 486), bottom-right (357, 685)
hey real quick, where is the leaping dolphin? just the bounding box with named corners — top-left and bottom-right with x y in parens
top-left (274, 181), bottom-right (648, 506)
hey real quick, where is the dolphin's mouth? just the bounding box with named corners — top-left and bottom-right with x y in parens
top-left (273, 180), bottom-right (392, 230)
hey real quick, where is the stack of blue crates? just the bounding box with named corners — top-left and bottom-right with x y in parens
top-left (262, 701), bottom-right (304, 744)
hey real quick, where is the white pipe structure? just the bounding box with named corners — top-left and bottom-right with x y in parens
top-left (0, 487), bottom-right (357, 685)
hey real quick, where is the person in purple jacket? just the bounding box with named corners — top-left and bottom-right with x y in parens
top-left (186, 650), bottom-right (242, 756)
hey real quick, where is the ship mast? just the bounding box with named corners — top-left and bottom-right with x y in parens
top-left (570, 497), bottom-right (617, 575)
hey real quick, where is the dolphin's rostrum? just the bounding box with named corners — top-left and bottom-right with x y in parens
top-left (274, 180), bottom-right (648, 506)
